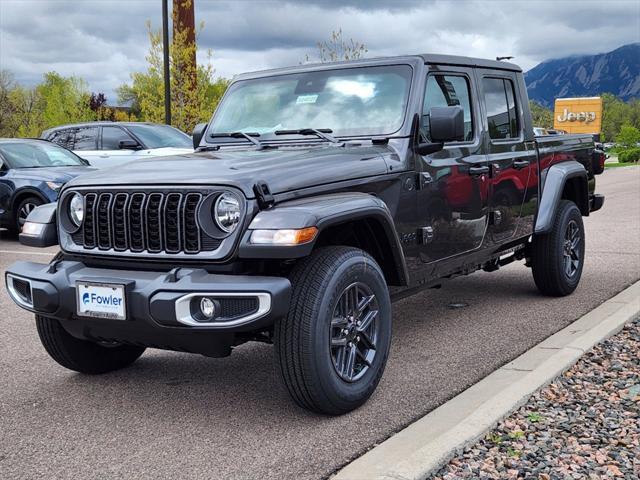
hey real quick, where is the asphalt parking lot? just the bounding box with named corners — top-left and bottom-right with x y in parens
top-left (1, 167), bottom-right (639, 480)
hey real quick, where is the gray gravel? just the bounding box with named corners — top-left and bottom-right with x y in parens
top-left (432, 318), bottom-right (640, 480)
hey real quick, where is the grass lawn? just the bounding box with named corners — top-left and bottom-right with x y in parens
top-left (605, 162), bottom-right (640, 168)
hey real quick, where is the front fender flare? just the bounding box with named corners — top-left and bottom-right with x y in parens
top-left (238, 192), bottom-right (409, 285)
top-left (535, 161), bottom-right (588, 234)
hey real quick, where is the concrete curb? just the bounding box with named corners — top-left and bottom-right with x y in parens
top-left (333, 280), bottom-right (640, 480)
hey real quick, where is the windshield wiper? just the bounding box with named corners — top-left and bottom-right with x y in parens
top-left (274, 128), bottom-right (339, 143)
top-left (209, 131), bottom-right (263, 149)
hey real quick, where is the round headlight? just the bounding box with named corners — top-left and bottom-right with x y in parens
top-left (69, 193), bottom-right (84, 227)
top-left (214, 192), bottom-right (241, 233)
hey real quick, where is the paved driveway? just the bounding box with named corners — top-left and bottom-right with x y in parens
top-left (1, 167), bottom-right (638, 480)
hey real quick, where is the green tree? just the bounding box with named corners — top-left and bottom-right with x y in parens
top-left (305, 28), bottom-right (368, 63)
top-left (616, 124), bottom-right (640, 149)
top-left (118, 17), bottom-right (228, 133)
top-left (36, 72), bottom-right (94, 130)
top-left (529, 101), bottom-right (553, 129)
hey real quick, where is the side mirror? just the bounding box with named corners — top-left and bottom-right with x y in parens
top-left (415, 106), bottom-right (465, 156)
top-left (192, 123), bottom-right (207, 149)
top-left (430, 106), bottom-right (465, 143)
top-left (119, 139), bottom-right (141, 150)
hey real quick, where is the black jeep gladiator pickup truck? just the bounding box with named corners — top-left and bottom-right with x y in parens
top-left (5, 54), bottom-right (605, 415)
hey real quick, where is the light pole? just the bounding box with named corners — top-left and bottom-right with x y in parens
top-left (162, 0), bottom-right (171, 125)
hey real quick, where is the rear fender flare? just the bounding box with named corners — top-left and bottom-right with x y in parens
top-left (535, 161), bottom-right (588, 234)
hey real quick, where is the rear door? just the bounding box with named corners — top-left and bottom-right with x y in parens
top-left (71, 126), bottom-right (101, 164)
top-left (416, 66), bottom-right (490, 263)
top-left (476, 71), bottom-right (537, 244)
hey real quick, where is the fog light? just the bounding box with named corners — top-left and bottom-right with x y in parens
top-left (199, 297), bottom-right (217, 319)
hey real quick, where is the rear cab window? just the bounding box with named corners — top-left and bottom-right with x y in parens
top-left (482, 77), bottom-right (520, 140)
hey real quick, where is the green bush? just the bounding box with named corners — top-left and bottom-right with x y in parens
top-left (618, 147), bottom-right (640, 163)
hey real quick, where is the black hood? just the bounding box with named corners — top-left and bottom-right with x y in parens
top-left (66, 144), bottom-right (396, 197)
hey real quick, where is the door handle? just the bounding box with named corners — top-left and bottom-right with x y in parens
top-left (513, 160), bottom-right (529, 170)
top-left (468, 165), bottom-right (489, 176)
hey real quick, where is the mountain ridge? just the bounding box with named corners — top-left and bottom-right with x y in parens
top-left (524, 43), bottom-right (640, 107)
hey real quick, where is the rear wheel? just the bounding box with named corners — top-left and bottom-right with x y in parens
top-left (36, 315), bottom-right (146, 374)
top-left (275, 246), bottom-right (392, 415)
top-left (531, 200), bottom-right (585, 296)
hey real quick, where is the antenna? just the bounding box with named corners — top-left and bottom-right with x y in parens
top-left (496, 56), bottom-right (514, 61)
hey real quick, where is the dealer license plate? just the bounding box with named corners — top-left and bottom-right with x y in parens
top-left (76, 281), bottom-right (126, 320)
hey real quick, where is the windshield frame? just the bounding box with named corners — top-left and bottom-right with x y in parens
top-left (203, 60), bottom-right (419, 148)
top-left (0, 140), bottom-right (88, 168)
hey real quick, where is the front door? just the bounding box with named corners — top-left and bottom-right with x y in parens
top-left (417, 67), bottom-right (490, 264)
top-left (476, 73), bottom-right (537, 244)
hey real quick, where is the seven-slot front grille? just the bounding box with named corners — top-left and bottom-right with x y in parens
top-left (71, 190), bottom-right (222, 255)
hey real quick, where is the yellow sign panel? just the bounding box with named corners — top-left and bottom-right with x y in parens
top-left (553, 97), bottom-right (602, 134)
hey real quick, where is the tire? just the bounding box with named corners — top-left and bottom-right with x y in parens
top-left (275, 246), bottom-right (392, 415)
top-left (14, 196), bottom-right (44, 233)
top-left (531, 200), bottom-right (585, 296)
top-left (35, 315), bottom-right (146, 374)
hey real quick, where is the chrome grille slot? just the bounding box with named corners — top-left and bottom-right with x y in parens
top-left (83, 193), bottom-right (97, 248)
top-left (112, 193), bottom-right (129, 250)
top-left (73, 188), bottom-right (225, 256)
top-left (164, 193), bottom-right (183, 253)
top-left (145, 193), bottom-right (164, 253)
top-left (96, 193), bottom-right (113, 249)
top-left (183, 193), bottom-right (201, 253)
top-left (128, 193), bottom-right (146, 252)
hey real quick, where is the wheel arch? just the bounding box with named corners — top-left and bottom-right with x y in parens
top-left (238, 192), bottom-right (409, 286)
top-left (534, 161), bottom-right (589, 234)
top-left (11, 188), bottom-right (48, 219)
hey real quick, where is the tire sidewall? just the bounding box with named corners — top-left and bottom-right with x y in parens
top-left (15, 196), bottom-right (43, 232)
top-left (310, 251), bottom-right (392, 409)
top-left (554, 202), bottom-right (585, 291)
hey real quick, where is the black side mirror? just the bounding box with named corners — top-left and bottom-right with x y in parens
top-left (192, 123), bottom-right (207, 149)
top-left (430, 106), bottom-right (465, 142)
top-left (119, 139), bottom-right (141, 150)
top-left (415, 106), bottom-right (465, 156)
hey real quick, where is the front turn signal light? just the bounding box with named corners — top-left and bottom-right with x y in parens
top-left (250, 227), bottom-right (318, 245)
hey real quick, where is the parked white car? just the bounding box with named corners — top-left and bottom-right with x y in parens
top-left (41, 122), bottom-right (193, 168)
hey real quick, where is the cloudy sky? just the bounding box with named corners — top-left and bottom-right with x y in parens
top-left (1, 0), bottom-right (639, 102)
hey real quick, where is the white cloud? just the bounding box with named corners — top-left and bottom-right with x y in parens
top-left (0, 0), bottom-right (638, 101)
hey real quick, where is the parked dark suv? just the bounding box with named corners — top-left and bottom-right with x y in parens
top-left (6, 55), bottom-right (604, 415)
top-left (0, 139), bottom-right (92, 233)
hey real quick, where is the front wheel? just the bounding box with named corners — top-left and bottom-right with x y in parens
top-left (531, 200), bottom-right (585, 296)
top-left (275, 246), bottom-right (392, 415)
top-left (36, 316), bottom-right (146, 374)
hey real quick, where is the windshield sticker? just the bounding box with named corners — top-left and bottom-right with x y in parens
top-left (296, 94), bottom-right (318, 104)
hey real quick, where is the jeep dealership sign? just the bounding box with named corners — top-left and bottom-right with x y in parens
top-left (553, 97), bottom-right (602, 135)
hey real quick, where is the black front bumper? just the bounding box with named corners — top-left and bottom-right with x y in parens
top-left (5, 260), bottom-right (291, 357)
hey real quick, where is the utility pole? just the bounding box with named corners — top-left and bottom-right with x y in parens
top-left (173, 0), bottom-right (197, 92)
top-left (162, 0), bottom-right (171, 125)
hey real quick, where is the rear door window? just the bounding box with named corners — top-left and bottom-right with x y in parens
top-left (49, 130), bottom-right (73, 149)
top-left (101, 126), bottom-right (136, 150)
top-left (422, 75), bottom-right (474, 142)
top-left (73, 127), bottom-right (98, 150)
top-left (482, 77), bottom-right (520, 140)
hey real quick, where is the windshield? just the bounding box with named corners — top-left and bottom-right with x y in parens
top-left (0, 142), bottom-right (85, 168)
top-left (208, 65), bottom-right (413, 142)
top-left (126, 124), bottom-right (192, 149)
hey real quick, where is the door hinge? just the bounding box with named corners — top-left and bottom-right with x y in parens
top-left (253, 180), bottom-right (275, 210)
top-left (417, 172), bottom-right (433, 190)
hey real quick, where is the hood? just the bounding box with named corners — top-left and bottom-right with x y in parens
top-left (67, 144), bottom-right (396, 198)
top-left (12, 165), bottom-right (96, 183)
